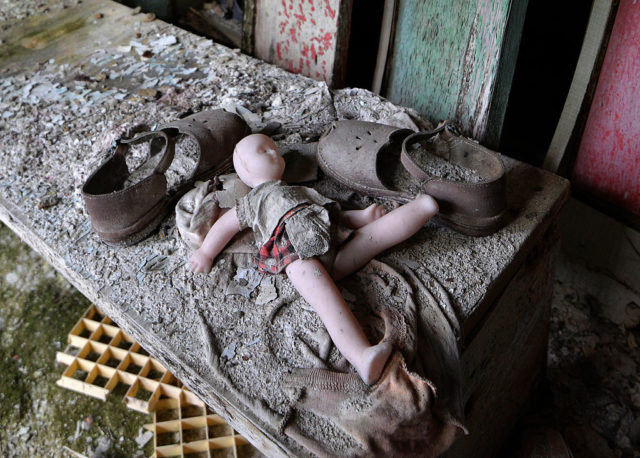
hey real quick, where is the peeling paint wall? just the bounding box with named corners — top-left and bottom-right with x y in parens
top-left (572, 0), bottom-right (640, 219)
top-left (254, 0), bottom-right (345, 86)
top-left (384, 0), bottom-right (527, 144)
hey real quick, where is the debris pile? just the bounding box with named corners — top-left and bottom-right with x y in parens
top-left (544, 255), bottom-right (640, 457)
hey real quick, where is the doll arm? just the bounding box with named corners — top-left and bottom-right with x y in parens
top-left (189, 207), bottom-right (240, 273)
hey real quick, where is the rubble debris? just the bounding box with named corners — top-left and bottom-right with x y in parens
top-left (235, 104), bottom-right (261, 129)
top-left (545, 256), bottom-right (640, 457)
top-left (134, 428), bottom-right (153, 448)
top-left (256, 276), bottom-right (277, 305)
top-left (38, 194), bottom-right (60, 209)
top-left (225, 267), bottom-right (263, 298)
top-left (221, 341), bottom-right (237, 360)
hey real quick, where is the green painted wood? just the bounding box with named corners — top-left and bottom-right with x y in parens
top-left (385, 0), bottom-right (527, 147)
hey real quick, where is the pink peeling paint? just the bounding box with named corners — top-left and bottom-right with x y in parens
top-left (311, 31), bottom-right (333, 52)
top-left (294, 3), bottom-right (306, 24)
top-left (255, 0), bottom-right (342, 84)
top-left (572, 0), bottom-right (640, 215)
top-left (323, 0), bottom-right (336, 19)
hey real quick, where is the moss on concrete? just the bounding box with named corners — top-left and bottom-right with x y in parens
top-left (0, 222), bottom-right (153, 457)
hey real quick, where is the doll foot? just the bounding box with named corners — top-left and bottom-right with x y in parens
top-left (415, 194), bottom-right (439, 217)
top-left (357, 342), bottom-right (392, 385)
top-left (362, 203), bottom-right (387, 224)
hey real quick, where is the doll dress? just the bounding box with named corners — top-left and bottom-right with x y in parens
top-left (236, 180), bottom-right (346, 274)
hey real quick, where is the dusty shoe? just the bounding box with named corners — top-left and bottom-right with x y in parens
top-left (317, 120), bottom-right (507, 236)
top-left (82, 110), bottom-right (250, 245)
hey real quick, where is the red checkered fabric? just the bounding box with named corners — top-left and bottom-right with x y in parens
top-left (255, 204), bottom-right (309, 274)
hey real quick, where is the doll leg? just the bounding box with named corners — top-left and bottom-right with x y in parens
top-left (340, 203), bottom-right (386, 229)
top-left (285, 258), bottom-right (392, 384)
top-left (332, 194), bottom-right (438, 280)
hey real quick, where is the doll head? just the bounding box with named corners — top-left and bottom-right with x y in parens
top-left (233, 134), bottom-right (285, 188)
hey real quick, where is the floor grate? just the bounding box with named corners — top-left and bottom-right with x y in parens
top-left (56, 305), bottom-right (255, 457)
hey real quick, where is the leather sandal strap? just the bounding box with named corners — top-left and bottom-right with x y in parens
top-left (400, 123), bottom-right (448, 185)
top-left (120, 130), bottom-right (175, 175)
top-left (401, 121), bottom-right (504, 186)
top-left (160, 110), bottom-right (250, 179)
top-left (400, 122), bottom-right (507, 225)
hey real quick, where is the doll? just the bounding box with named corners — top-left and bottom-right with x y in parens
top-left (189, 134), bottom-right (439, 384)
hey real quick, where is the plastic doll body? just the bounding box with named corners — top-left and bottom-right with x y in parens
top-left (190, 134), bottom-right (438, 384)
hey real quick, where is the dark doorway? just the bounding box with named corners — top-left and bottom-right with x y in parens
top-left (345, 0), bottom-right (385, 90)
top-left (500, 0), bottom-right (593, 166)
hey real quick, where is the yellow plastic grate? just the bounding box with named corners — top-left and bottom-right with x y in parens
top-left (56, 305), bottom-right (256, 458)
top-left (56, 305), bottom-right (179, 413)
top-left (144, 390), bottom-right (250, 458)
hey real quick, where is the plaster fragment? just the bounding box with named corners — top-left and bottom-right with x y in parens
top-left (226, 267), bottom-right (263, 298)
top-left (256, 277), bottom-right (277, 305)
top-left (134, 428), bottom-right (153, 448)
top-left (150, 35), bottom-right (177, 53)
top-left (221, 342), bottom-right (237, 360)
top-left (246, 338), bottom-right (260, 346)
top-left (235, 105), bottom-right (261, 128)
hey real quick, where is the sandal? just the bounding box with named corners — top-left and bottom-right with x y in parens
top-left (317, 120), bottom-right (507, 236)
top-left (82, 109), bottom-right (250, 245)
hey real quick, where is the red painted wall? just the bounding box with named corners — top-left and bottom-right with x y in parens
top-left (255, 0), bottom-right (343, 85)
top-left (572, 0), bottom-right (640, 216)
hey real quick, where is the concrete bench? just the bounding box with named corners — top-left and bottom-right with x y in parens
top-left (0, 1), bottom-right (569, 456)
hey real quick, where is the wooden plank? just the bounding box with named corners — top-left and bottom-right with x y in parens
top-left (371, 0), bottom-right (396, 94)
top-left (543, 0), bottom-right (618, 175)
top-left (253, 0), bottom-right (353, 87)
top-left (447, 224), bottom-right (558, 458)
top-left (384, 0), bottom-right (528, 147)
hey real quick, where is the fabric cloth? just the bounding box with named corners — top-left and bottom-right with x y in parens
top-left (255, 204), bottom-right (308, 274)
top-left (175, 178), bottom-right (221, 250)
top-left (236, 180), bottom-right (339, 260)
top-left (176, 174), bottom-right (251, 250)
top-left (279, 260), bottom-right (468, 457)
top-left (282, 352), bottom-right (467, 458)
